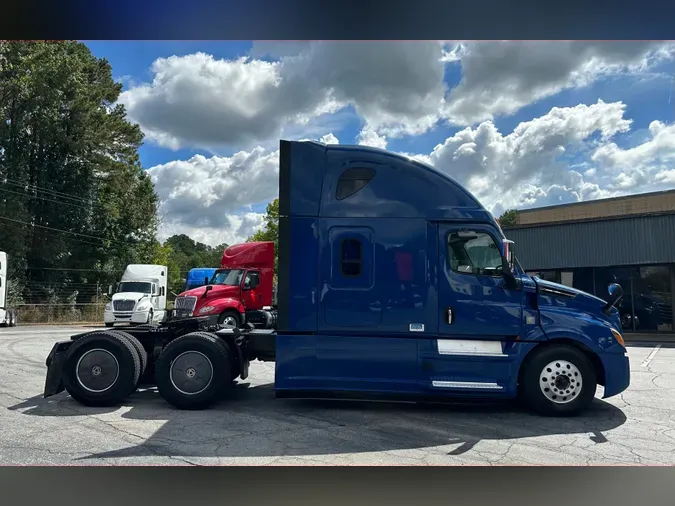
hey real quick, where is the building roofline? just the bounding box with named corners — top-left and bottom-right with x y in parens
top-left (517, 188), bottom-right (675, 215)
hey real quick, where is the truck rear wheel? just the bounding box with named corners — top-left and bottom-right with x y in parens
top-left (62, 331), bottom-right (141, 407)
top-left (9, 310), bottom-right (17, 327)
top-left (519, 344), bottom-right (597, 417)
top-left (155, 332), bottom-right (232, 410)
top-left (107, 330), bottom-right (148, 384)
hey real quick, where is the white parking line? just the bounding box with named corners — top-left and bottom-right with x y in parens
top-left (640, 345), bottom-right (662, 367)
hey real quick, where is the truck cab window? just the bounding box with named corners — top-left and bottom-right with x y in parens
top-left (341, 239), bottom-right (362, 277)
top-left (447, 231), bottom-right (503, 276)
top-left (212, 269), bottom-right (245, 286)
top-left (244, 271), bottom-right (260, 289)
top-left (336, 167), bottom-right (376, 200)
top-left (118, 281), bottom-right (152, 293)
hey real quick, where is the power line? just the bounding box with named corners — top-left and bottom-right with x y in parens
top-left (21, 266), bottom-right (121, 272)
top-left (0, 219), bottom-right (110, 248)
top-left (0, 214), bottom-right (143, 247)
top-left (2, 176), bottom-right (97, 206)
top-left (0, 186), bottom-right (95, 212)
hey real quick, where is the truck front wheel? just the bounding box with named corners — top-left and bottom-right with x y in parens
top-left (62, 331), bottom-right (141, 407)
top-left (518, 344), bottom-right (597, 417)
top-left (155, 332), bottom-right (233, 410)
top-left (218, 310), bottom-right (241, 330)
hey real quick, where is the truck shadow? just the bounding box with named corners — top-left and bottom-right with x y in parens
top-left (9, 381), bottom-right (627, 461)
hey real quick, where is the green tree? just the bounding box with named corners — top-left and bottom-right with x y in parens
top-left (247, 198), bottom-right (279, 274)
top-left (498, 209), bottom-right (518, 228)
top-left (162, 234), bottom-right (229, 295)
top-left (0, 41), bottom-right (158, 304)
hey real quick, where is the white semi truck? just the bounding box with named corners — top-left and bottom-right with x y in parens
top-left (0, 251), bottom-right (18, 327)
top-left (104, 264), bottom-right (168, 327)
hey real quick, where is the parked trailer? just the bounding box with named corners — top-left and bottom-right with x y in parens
top-left (43, 140), bottom-right (630, 417)
top-left (0, 252), bottom-right (18, 327)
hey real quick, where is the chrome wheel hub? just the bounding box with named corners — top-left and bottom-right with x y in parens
top-left (221, 316), bottom-right (237, 329)
top-left (539, 359), bottom-right (583, 404)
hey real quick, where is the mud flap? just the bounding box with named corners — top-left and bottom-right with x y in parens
top-left (43, 341), bottom-right (72, 398)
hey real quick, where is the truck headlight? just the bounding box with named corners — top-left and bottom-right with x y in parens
top-left (136, 301), bottom-right (152, 311)
top-left (105, 303), bottom-right (111, 311)
top-left (198, 306), bottom-right (215, 314)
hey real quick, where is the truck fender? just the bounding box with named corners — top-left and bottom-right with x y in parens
top-left (206, 298), bottom-right (245, 318)
top-left (44, 340), bottom-right (73, 398)
top-left (539, 307), bottom-right (624, 353)
top-left (519, 332), bottom-right (608, 388)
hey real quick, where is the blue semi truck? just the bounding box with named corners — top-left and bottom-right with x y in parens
top-left (184, 268), bottom-right (218, 291)
top-left (42, 140), bottom-right (630, 417)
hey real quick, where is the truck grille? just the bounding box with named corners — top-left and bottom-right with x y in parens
top-left (174, 296), bottom-right (197, 316)
top-left (113, 300), bottom-right (135, 312)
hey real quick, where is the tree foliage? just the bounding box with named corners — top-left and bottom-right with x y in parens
top-left (247, 198), bottom-right (279, 274)
top-left (162, 234), bottom-right (228, 295)
top-left (0, 41), bottom-right (159, 304)
top-left (498, 209), bottom-right (518, 228)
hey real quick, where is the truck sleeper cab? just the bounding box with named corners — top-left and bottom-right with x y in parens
top-left (43, 140), bottom-right (630, 417)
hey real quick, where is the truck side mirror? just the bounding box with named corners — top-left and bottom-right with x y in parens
top-left (502, 239), bottom-right (516, 272)
top-left (204, 276), bottom-right (210, 286)
top-left (108, 284), bottom-right (113, 296)
top-left (603, 283), bottom-right (624, 315)
top-left (500, 239), bottom-right (520, 290)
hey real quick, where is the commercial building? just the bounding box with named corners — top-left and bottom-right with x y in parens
top-left (503, 189), bottom-right (675, 335)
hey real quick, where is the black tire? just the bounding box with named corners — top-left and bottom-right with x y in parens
top-left (62, 331), bottom-right (141, 407)
top-left (107, 330), bottom-right (148, 382)
top-left (8, 310), bottom-right (16, 327)
top-left (11, 310), bottom-right (17, 327)
top-left (155, 332), bottom-right (233, 410)
top-left (519, 344), bottom-right (597, 417)
top-left (218, 310), bottom-right (241, 330)
top-left (192, 331), bottom-right (240, 382)
top-left (105, 322), bottom-right (114, 328)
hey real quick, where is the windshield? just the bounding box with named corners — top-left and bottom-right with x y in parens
top-left (118, 281), bottom-right (152, 294)
top-left (210, 269), bottom-right (245, 287)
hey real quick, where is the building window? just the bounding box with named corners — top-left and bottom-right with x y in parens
top-left (447, 230), bottom-right (503, 276)
top-left (341, 239), bottom-right (362, 277)
top-left (335, 167), bottom-right (376, 201)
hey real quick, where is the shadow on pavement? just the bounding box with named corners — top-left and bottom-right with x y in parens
top-left (8, 381), bottom-right (627, 461)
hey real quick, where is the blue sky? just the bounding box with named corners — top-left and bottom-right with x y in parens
top-left (81, 41), bottom-right (675, 245)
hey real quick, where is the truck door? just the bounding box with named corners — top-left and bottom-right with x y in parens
top-left (241, 270), bottom-right (262, 310)
top-left (426, 224), bottom-right (523, 391)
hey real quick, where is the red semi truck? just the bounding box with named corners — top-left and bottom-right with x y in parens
top-left (172, 242), bottom-right (277, 330)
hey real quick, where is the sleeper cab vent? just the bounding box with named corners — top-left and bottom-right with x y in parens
top-left (335, 167), bottom-right (376, 201)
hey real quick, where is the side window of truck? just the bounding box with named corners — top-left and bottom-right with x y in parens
top-left (447, 231), bottom-right (503, 276)
top-left (341, 239), bottom-right (362, 277)
top-left (245, 271), bottom-right (260, 288)
top-left (336, 167), bottom-right (376, 200)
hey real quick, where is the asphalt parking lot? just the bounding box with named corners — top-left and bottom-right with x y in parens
top-left (1, 325), bottom-right (674, 465)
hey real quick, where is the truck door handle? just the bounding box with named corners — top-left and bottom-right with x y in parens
top-left (446, 307), bottom-right (454, 324)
